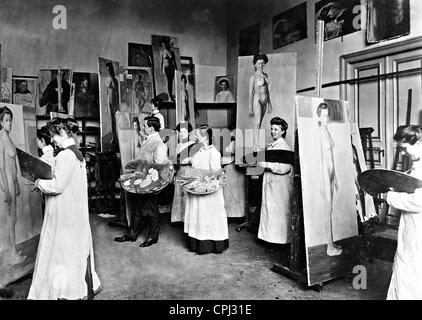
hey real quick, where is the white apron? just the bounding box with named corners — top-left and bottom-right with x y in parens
top-left (258, 138), bottom-right (293, 244)
top-left (386, 160), bottom-right (422, 300)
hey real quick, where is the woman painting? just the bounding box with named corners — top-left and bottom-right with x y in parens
top-left (28, 118), bottom-right (101, 300)
top-left (317, 102), bottom-right (342, 256)
top-left (249, 54), bottom-right (273, 153)
top-left (179, 74), bottom-right (190, 122)
top-left (0, 106), bottom-right (26, 265)
top-left (171, 122), bottom-right (198, 223)
top-left (184, 126), bottom-right (229, 254)
top-left (160, 41), bottom-right (177, 101)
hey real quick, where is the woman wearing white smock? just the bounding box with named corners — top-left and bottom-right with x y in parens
top-left (28, 118), bottom-right (101, 300)
top-left (171, 122), bottom-right (197, 223)
top-left (384, 126), bottom-right (422, 300)
top-left (257, 117), bottom-right (293, 248)
top-left (184, 126), bottom-right (229, 253)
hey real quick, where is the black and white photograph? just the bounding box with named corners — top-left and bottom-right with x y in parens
top-left (1, 0), bottom-right (422, 307)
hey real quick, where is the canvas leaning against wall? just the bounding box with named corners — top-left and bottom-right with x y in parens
top-left (235, 53), bottom-right (297, 165)
top-left (151, 35), bottom-right (182, 102)
top-left (12, 76), bottom-right (37, 109)
top-left (296, 95), bottom-right (359, 286)
top-left (98, 57), bottom-right (120, 152)
top-left (37, 69), bottom-right (72, 116)
top-left (1, 67), bottom-right (13, 103)
top-left (71, 72), bottom-right (99, 119)
top-left (175, 70), bottom-right (195, 127)
top-left (273, 2), bottom-right (307, 49)
top-left (128, 43), bottom-right (154, 68)
top-left (0, 103), bottom-right (43, 289)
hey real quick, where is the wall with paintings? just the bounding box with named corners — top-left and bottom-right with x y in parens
top-left (226, 0), bottom-right (422, 100)
top-left (0, 0), bottom-right (227, 102)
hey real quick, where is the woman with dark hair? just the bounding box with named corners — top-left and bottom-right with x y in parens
top-left (37, 126), bottom-right (55, 166)
top-left (383, 125), bottom-right (422, 299)
top-left (28, 117), bottom-right (101, 299)
top-left (184, 126), bottom-right (229, 254)
top-left (160, 41), bottom-right (177, 101)
top-left (257, 117), bottom-right (293, 252)
top-left (249, 54), bottom-right (272, 152)
top-left (0, 106), bottom-right (26, 265)
top-left (317, 102), bottom-right (342, 256)
top-left (171, 122), bottom-right (198, 223)
top-left (215, 78), bottom-right (235, 103)
top-left (179, 74), bottom-right (190, 122)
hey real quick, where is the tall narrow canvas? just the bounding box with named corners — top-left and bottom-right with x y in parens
top-left (1, 67), bottom-right (13, 103)
top-left (296, 96), bottom-right (359, 286)
top-left (235, 53), bottom-right (297, 165)
top-left (72, 72), bottom-right (99, 119)
top-left (175, 71), bottom-right (195, 127)
top-left (98, 58), bottom-right (120, 152)
top-left (151, 35), bottom-right (182, 102)
top-left (37, 69), bottom-right (72, 116)
top-left (0, 103), bottom-right (43, 288)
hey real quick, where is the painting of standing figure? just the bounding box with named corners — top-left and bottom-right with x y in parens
top-left (175, 71), bottom-right (195, 127)
top-left (72, 72), bottom-right (99, 119)
top-left (0, 103), bottom-right (43, 289)
top-left (120, 68), bottom-right (154, 115)
top-left (235, 53), bottom-right (296, 165)
top-left (98, 58), bottom-right (120, 152)
top-left (37, 69), bottom-right (72, 116)
top-left (151, 35), bottom-right (182, 102)
top-left (296, 96), bottom-right (359, 286)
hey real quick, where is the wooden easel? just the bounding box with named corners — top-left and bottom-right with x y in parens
top-left (380, 89), bottom-right (413, 225)
top-left (272, 20), bottom-right (326, 291)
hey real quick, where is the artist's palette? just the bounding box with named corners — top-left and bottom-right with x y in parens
top-left (358, 169), bottom-right (422, 196)
top-left (119, 160), bottom-right (174, 194)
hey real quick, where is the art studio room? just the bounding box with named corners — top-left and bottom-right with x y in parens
top-left (0, 0), bottom-right (422, 303)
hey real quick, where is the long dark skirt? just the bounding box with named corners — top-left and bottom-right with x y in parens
top-left (187, 236), bottom-right (229, 254)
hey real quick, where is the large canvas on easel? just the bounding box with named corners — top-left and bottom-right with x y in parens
top-left (296, 96), bottom-right (359, 286)
top-left (0, 103), bottom-right (43, 288)
top-left (98, 57), bottom-right (120, 152)
top-left (235, 53), bottom-right (297, 165)
top-left (72, 72), bottom-right (99, 119)
top-left (151, 35), bottom-right (182, 102)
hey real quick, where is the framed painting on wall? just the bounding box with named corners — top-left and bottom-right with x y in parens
top-left (128, 43), bottom-right (154, 68)
top-left (273, 2), bottom-right (307, 49)
top-left (239, 23), bottom-right (260, 57)
top-left (214, 76), bottom-right (235, 103)
top-left (315, 0), bottom-right (362, 41)
top-left (12, 76), bottom-right (38, 109)
top-left (367, 0), bottom-right (410, 43)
